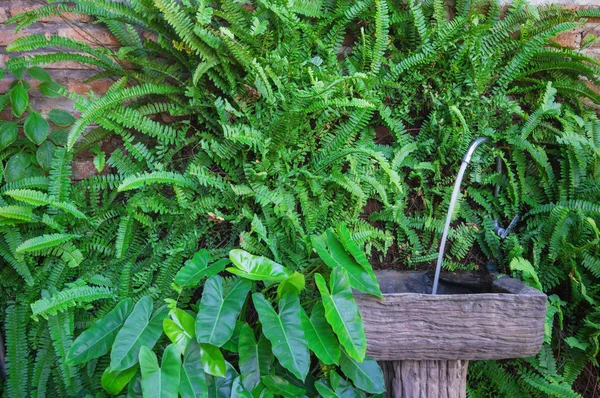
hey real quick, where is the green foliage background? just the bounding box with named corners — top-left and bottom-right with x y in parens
top-left (0, 0), bottom-right (599, 396)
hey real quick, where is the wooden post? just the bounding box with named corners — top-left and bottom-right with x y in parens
top-left (380, 360), bottom-right (468, 398)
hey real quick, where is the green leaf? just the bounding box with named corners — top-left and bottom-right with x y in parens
top-left (4, 153), bottom-right (31, 183)
top-left (110, 297), bottom-right (168, 371)
top-left (312, 231), bottom-right (382, 298)
top-left (200, 343), bottom-right (226, 377)
top-left (221, 320), bottom-right (243, 353)
top-left (206, 363), bottom-right (238, 398)
top-left (180, 342), bottom-right (208, 398)
top-left (338, 350), bottom-right (385, 394)
top-left (262, 375), bottom-right (306, 398)
top-left (510, 257), bottom-right (543, 291)
top-left (277, 272), bottom-right (305, 299)
top-left (101, 365), bottom-right (139, 395)
top-left (163, 308), bottom-right (196, 353)
top-left (252, 292), bottom-right (309, 381)
top-left (231, 376), bottom-right (253, 398)
top-left (8, 65), bottom-right (24, 79)
top-left (300, 303), bottom-right (340, 365)
top-left (0, 122), bottom-right (18, 150)
top-left (196, 275), bottom-right (251, 346)
top-left (10, 82), bottom-right (28, 117)
top-left (48, 109), bottom-right (76, 126)
top-left (0, 205), bottom-right (32, 221)
top-left (24, 112), bottom-right (49, 145)
top-left (238, 324), bottom-right (271, 391)
top-left (228, 249), bottom-right (291, 282)
top-left (0, 68), bottom-right (5, 80)
top-left (330, 371), bottom-right (364, 398)
top-left (139, 344), bottom-right (181, 398)
top-left (175, 249), bottom-right (229, 287)
top-left (39, 81), bottom-right (64, 98)
top-left (336, 224), bottom-right (375, 273)
top-left (49, 129), bottom-right (68, 146)
top-left (36, 140), bottom-right (56, 171)
top-left (16, 233), bottom-right (75, 253)
top-left (67, 298), bottom-right (133, 365)
top-left (314, 380), bottom-right (340, 398)
top-left (315, 268), bottom-right (366, 361)
top-left (93, 151), bottom-right (105, 172)
top-left (28, 66), bottom-right (52, 82)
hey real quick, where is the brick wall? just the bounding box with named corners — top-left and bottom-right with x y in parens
top-left (0, 0), bottom-right (598, 178)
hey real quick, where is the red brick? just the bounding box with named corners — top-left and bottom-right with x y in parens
top-left (0, 7), bottom-right (8, 23)
top-left (71, 159), bottom-right (98, 180)
top-left (553, 31), bottom-right (581, 48)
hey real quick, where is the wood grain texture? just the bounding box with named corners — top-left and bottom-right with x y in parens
top-left (380, 360), bottom-right (468, 398)
top-left (356, 271), bottom-right (547, 361)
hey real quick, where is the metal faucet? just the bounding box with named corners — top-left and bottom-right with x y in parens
top-left (431, 138), bottom-right (518, 295)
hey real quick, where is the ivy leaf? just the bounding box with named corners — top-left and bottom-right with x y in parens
top-left (338, 350), bottom-right (385, 394)
top-left (315, 268), bottom-right (366, 362)
top-left (48, 109), bottom-right (75, 126)
top-left (110, 297), bottom-right (168, 371)
top-left (139, 344), bottom-right (181, 398)
top-left (180, 342), bottom-right (208, 398)
top-left (10, 82), bottom-right (28, 117)
top-left (24, 112), bottom-right (49, 145)
top-left (300, 303), bottom-right (340, 365)
top-left (238, 324), bottom-right (271, 391)
top-left (311, 230), bottom-right (382, 298)
top-left (0, 122), bottom-right (19, 150)
top-left (200, 343), bottom-right (226, 377)
top-left (101, 365), bottom-right (139, 395)
top-left (174, 249), bottom-right (229, 287)
top-left (36, 140), bottom-right (56, 171)
top-left (67, 298), bottom-right (133, 365)
top-left (28, 66), bottom-right (52, 82)
top-left (252, 292), bottom-right (309, 381)
top-left (262, 375), bottom-right (306, 398)
top-left (39, 81), bottom-right (64, 98)
top-left (195, 275), bottom-right (251, 347)
top-left (228, 249), bottom-right (291, 282)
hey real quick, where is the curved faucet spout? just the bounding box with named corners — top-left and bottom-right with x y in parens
top-left (431, 137), bottom-right (491, 295)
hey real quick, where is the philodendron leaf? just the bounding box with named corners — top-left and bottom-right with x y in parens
top-left (314, 379), bottom-right (340, 398)
top-left (200, 343), bottom-right (226, 377)
top-left (196, 275), bottom-right (251, 347)
top-left (24, 112), bottom-right (49, 145)
top-left (67, 298), bottom-right (133, 365)
top-left (338, 350), bottom-right (385, 394)
top-left (252, 292), bottom-right (309, 381)
top-left (180, 342), bottom-right (208, 398)
top-left (277, 272), bottom-right (305, 299)
top-left (315, 267), bottom-right (366, 362)
top-left (110, 297), bottom-right (168, 371)
top-left (101, 365), bottom-right (139, 395)
top-left (336, 224), bottom-right (376, 273)
top-left (238, 323), bottom-right (271, 391)
top-left (206, 362), bottom-right (238, 398)
top-left (300, 303), bottom-right (340, 365)
top-left (228, 249), bottom-right (291, 282)
top-left (163, 308), bottom-right (196, 353)
top-left (311, 231), bottom-right (382, 298)
top-left (174, 249), bottom-right (229, 287)
top-left (232, 376), bottom-right (253, 398)
top-left (262, 375), bottom-right (306, 398)
top-left (139, 344), bottom-right (181, 398)
top-left (330, 371), bottom-right (365, 398)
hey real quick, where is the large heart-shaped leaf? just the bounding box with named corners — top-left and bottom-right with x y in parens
top-left (338, 350), bottom-right (385, 394)
top-left (252, 292), bottom-right (309, 381)
top-left (231, 376), bottom-right (253, 398)
top-left (196, 275), bottom-right (251, 346)
top-left (110, 297), bottom-right (168, 371)
top-left (277, 272), bottom-right (305, 299)
top-left (180, 342), bottom-right (208, 398)
top-left (200, 343), bottom-right (226, 377)
top-left (300, 303), bottom-right (340, 365)
top-left (67, 298), bottom-right (133, 365)
top-left (315, 268), bottom-right (366, 362)
top-left (228, 249), bottom-right (291, 282)
top-left (206, 362), bottom-right (238, 398)
top-left (163, 308), bottom-right (196, 353)
top-left (101, 365), bottom-right (139, 395)
top-left (262, 375), bottom-right (306, 398)
top-left (175, 249), bottom-right (229, 287)
top-left (238, 323), bottom-right (271, 391)
top-left (311, 231), bottom-right (382, 298)
top-left (139, 344), bottom-right (181, 398)
top-left (24, 112), bottom-right (49, 145)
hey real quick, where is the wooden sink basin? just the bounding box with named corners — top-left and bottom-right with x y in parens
top-left (355, 270), bottom-right (547, 361)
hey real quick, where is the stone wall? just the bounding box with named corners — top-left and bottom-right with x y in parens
top-left (0, 0), bottom-right (598, 178)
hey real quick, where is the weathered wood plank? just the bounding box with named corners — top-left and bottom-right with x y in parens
top-left (356, 271), bottom-right (546, 361)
